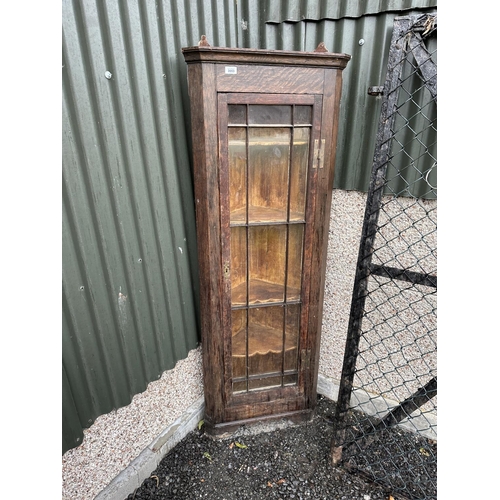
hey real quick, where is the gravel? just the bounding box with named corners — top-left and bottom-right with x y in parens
top-left (124, 395), bottom-right (436, 500)
top-left (62, 348), bottom-right (204, 500)
top-left (320, 190), bottom-right (367, 381)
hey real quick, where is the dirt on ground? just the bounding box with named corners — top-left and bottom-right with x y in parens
top-left (125, 396), bottom-right (436, 500)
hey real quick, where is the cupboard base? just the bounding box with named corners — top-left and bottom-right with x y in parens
top-left (203, 409), bottom-right (314, 437)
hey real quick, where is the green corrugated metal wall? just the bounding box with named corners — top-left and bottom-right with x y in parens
top-left (62, 0), bottom-right (437, 455)
top-left (62, 0), bottom-right (239, 453)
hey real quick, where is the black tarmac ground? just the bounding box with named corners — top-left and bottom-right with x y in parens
top-left (125, 396), bottom-right (436, 500)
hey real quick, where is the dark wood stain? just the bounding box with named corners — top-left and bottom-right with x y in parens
top-left (217, 65), bottom-right (325, 94)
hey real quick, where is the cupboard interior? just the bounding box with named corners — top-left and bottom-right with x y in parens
top-left (231, 305), bottom-right (300, 392)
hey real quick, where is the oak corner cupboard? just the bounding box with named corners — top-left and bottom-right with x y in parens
top-left (182, 38), bottom-right (351, 435)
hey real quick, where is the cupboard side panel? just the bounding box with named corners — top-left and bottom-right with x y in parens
top-left (186, 63), bottom-right (225, 423)
top-left (297, 94), bottom-right (321, 401)
top-left (306, 68), bottom-right (344, 409)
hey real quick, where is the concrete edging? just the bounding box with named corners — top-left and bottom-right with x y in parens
top-left (94, 396), bottom-right (205, 500)
top-left (317, 374), bottom-right (437, 440)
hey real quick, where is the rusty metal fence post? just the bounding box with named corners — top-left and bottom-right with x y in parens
top-left (330, 14), bottom-right (437, 500)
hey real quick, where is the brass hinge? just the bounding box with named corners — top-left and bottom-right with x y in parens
top-left (301, 348), bottom-right (312, 370)
top-left (313, 139), bottom-right (325, 169)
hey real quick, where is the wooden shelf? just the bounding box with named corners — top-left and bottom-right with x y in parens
top-left (231, 321), bottom-right (298, 379)
top-left (231, 278), bottom-right (300, 306)
top-left (228, 139), bottom-right (309, 146)
top-left (230, 205), bottom-right (305, 225)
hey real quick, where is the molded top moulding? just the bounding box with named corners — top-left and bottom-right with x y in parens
top-left (182, 37), bottom-right (351, 69)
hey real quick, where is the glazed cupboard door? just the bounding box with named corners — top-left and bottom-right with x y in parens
top-left (218, 93), bottom-right (323, 422)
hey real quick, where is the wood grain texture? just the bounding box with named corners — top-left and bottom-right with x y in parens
top-left (217, 65), bottom-right (325, 94)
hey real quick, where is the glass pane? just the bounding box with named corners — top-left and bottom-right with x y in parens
top-left (231, 309), bottom-right (247, 382)
top-left (249, 226), bottom-right (286, 304)
top-left (283, 374), bottom-right (298, 386)
top-left (230, 226), bottom-right (247, 306)
top-left (286, 224), bottom-right (304, 301)
top-left (248, 105), bottom-right (291, 125)
top-left (228, 104), bottom-right (246, 124)
top-left (248, 128), bottom-right (290, 223)
top-left (233, 380), bottom-right (247, 393)
top-left (294, 105), bottom-right (312, 124)
top-left (248, 306), bottom-right (284, 380)
top-left (289, 128), bottom-right (310, 221)
top-left (229, 128), bottom-right (247, 223)
top-left (284, 304), bottom-right (300, 372)
top-left (249, 375), bottom-right (281, 391)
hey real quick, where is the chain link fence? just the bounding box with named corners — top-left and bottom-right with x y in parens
top-left (330, 14), bottom-right (437, 500)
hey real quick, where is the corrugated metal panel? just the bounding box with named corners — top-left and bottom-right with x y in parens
top-left (238, 2), bottom-right (437, 194)
top-left (265, 0), bottom-right (438, 22)
top-left (62, 0), bottom-right (238, 454)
